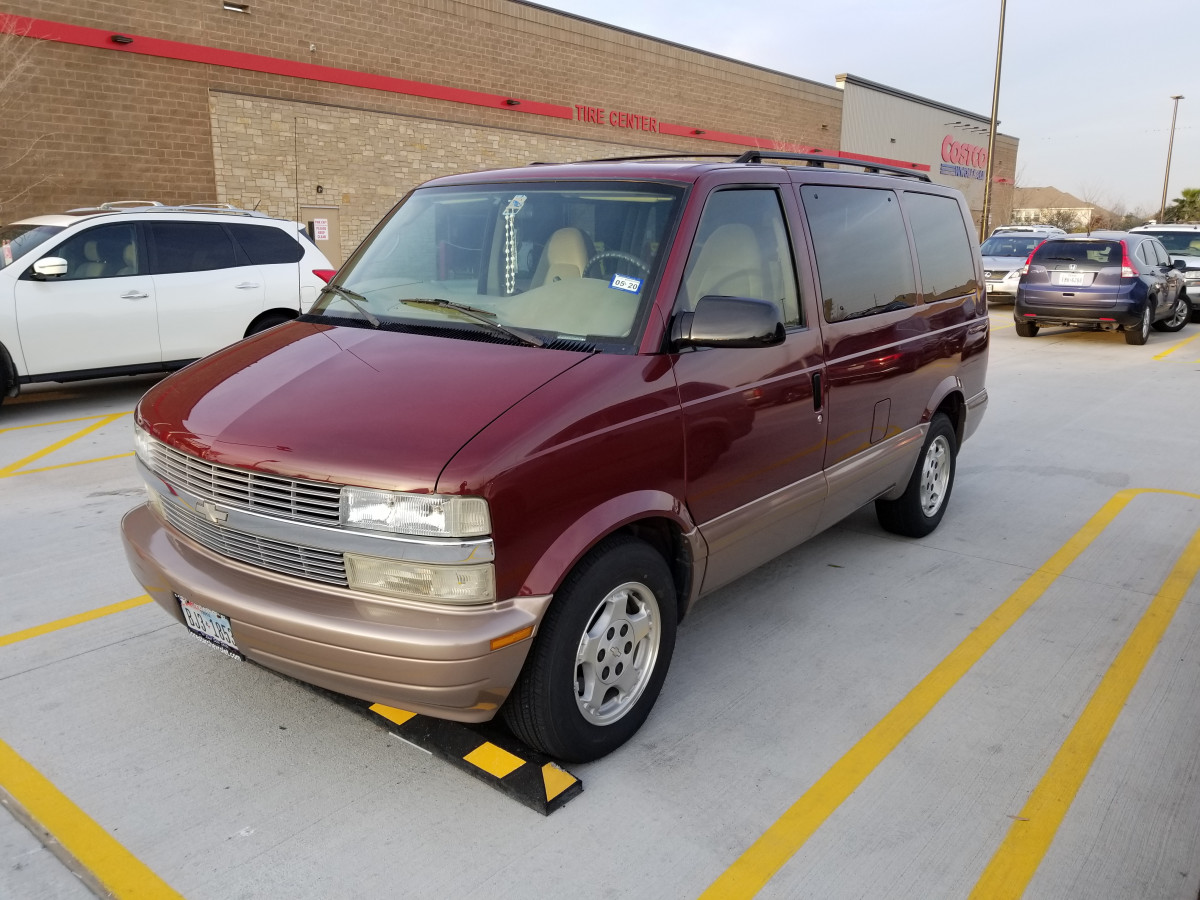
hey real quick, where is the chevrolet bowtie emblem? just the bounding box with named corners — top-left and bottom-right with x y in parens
top-left (195, 501), bottom-right (228, 525)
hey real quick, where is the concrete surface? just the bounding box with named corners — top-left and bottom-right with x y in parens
top-left (2, 316), bottom-right (1199, 899)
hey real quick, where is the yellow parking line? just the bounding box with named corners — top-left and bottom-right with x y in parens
top-left (0, 596), bottom-right (153, 648)
top-left (0, 738), bottom-right (184, 899)
top-left (701, 488), bottom-right (1198, 898)
top-left (969, 527), bottom-right (1200, 898)
top-left (0, 413), bottom-right (129, 434)
top-left (1153, 329), bottom-right (1200, 361)
top-left (0, 412), bottom-right (129, 478)
top-left (6, 451), bottom-right (136, 478)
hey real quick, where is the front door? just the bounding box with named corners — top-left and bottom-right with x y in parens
top-left (670, 184), bottom-right (827, 595)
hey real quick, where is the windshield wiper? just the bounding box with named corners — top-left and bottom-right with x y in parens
top-left (320, 283), bottom-right (380, 328)
top-left (398, 298), bottom-right (544, 348)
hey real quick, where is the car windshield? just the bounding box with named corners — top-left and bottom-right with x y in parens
top-left (309, 181), bottom-right (685, 351)
top-left (980, 235), bottom-right (1047, 257)
top-left (1137, 230), bottom-right (1200, 256)
top-left (1031, 240), bottom-right (1120, 267)
top-left (0, 223), bottom-right (65, 270)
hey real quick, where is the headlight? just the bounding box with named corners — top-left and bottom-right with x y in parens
top-left (340, 487), bottom-right (490, 537)
top-left (344, 553), bottom-right (495, 603)
top-left (1003, 269), bottom-right (1021, 283)
top-left (133, 422), bottom-right (156, 467)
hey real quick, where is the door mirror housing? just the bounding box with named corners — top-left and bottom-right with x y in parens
top-left (1173, 258), bottom-right (1187, 271)
top-left (31, 257), bottom-right (69, 279)
top-left (672, 296), bottom-right (786, 349)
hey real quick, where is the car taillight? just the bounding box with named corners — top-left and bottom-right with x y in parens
top-left (1019, 239), bottom-right (1047, 275)
top-left (1119, 241), bottom-right (1138, 278)
top-left (313, 268), bottom-right (337, 283)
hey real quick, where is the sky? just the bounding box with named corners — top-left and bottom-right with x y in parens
top-left (538, 0), bottom-right (1197, 216)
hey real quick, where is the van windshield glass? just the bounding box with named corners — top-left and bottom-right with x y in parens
top-left (0, 223), bottom-right (65, 270)
top-left (310, 181), bottom-right (685, 350)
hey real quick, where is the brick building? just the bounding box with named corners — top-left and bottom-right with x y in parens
top-left (1, 1), bottom-right (1017, 262)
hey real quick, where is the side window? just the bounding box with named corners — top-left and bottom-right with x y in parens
top-left (678, 188), bottom-right (801, 326)
top-left (43, 224), bottom-right (141, 281)
top-left (1152, 240), bottom-right (1170, 267)
top-left (799, 186), bottom-right (917, 323)
top-left (227, 224), bottom-right (305, 265)
top-left (147, 222), bottom-right (239, 274)
top-left (904, 192), bottom-right (979, 301)
top-left (1135, 241), bottom-right (1154, 267)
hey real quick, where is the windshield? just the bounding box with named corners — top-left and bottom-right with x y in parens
top-left (980, 235), bottom-right (1047, 258)
top-left (0, 223), bottom-right (65, 270)
top-left (1137, 230), bottom-right (1200, 256)
top-left (308, 181), bottom-right (685, 351)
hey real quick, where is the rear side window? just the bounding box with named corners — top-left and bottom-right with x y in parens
top-left (799, 185), bottom-right (917, 322)
top-left (148, 222), bottom-right (240, 274)
top-left (1031, 240), bottom-right (1119, 268)
top-left (227, 224), bottom-right (304, 264)
top-left (904, 193), bottom-right (978, 301)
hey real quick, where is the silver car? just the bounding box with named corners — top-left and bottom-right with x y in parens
top-left (981, 229), bottom-right (1063, 301)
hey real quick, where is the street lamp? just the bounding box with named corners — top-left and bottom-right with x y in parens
top-left (980, 0), bottom-right (1006, 242)
top-left (1158, 95), bottom-right (1184, 222)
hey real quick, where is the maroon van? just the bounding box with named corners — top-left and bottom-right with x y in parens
top-left (122, 153), bottom-right (989, 761)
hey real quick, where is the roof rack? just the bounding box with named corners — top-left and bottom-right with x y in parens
top-left (63, 201), bottom-right (268, 218)
top-left (528, 154), bottom-right (739, 165)
top-left (735, 151), bottom-right (931, 181)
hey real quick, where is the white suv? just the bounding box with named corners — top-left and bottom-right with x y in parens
top-left (1129, 223), bottom-right (1200, 317)
top-left (0, 201), bottom-right (334, 404)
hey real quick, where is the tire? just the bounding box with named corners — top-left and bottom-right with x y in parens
top-left (502, 535), bottom-right (677, 762)
top-left (1152, 295), bottom-right (1189, 333)
top-left (245, 313), bottom-right (294, 337)
top-left (1014, 320), bottom-right (1039, 337)
top-left (875, 412), bottom-right (957, 538)
top-left (1124, 303), bottom-right (1152, 345)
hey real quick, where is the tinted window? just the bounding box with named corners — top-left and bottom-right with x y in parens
top-left (904, 192), bottom-right (978, 301)
top-left (1031, 240), bottom-right (1119, 268)
top-left (148, 222), bottom-right (239, 274)
top-left (1135, 230), bottom-right (1200, 255)
top-left (43, 224), bottom-right (141, 280)
top-left (227, 223), bottom-right (304, 264)
top-left (799, 185), bottom-right (916, 322)
top-left (1136, 241), bottom-right (1155, 267)
top-left (1151, 240), bottom-right (1170, 266)
top-left (678, 189), bottom-right (802, 326)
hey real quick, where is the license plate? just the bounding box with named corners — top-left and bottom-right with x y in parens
top-left (1058, 272), bottom-right (1087, 286)
top-left (177, 596), bottom-right (242, 659)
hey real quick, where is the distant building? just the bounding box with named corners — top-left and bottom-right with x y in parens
top-left (1012, 187), bottom-right (1114, 231)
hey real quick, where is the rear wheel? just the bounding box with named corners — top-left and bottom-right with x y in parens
top-left (1125, 303), bottom-right (1152, 345)
top-left (876, 412), bottom-right (957, 538)
top-left (1152, 295), bottom-right (1189, 333)
top-left (502, 536), bottom-right (677, 762)
top-left (1014, 320), bottom-right (1039, 337)
top-left (245, 313), bottom-right (294, 337)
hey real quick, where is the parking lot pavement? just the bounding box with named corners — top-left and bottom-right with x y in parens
top-left (2, 316), bottom-right (1200, 899)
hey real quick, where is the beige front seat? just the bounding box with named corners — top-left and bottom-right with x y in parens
top-left (114, 242), bottom-right (138, 276)
top-left (76, 241), bottom-right (108, 278)
top-left (682, 223), bottom-right (764, 309)
top-left (531, 227), bottom-right (588, 287)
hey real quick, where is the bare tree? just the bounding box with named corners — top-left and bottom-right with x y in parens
top-left (0, 16), bottom-right (56, 215)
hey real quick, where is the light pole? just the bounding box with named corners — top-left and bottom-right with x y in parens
top-left (980, 0), bottom-right (1006, 242)
top-left (1159, 95), bottom-right (1184, 222)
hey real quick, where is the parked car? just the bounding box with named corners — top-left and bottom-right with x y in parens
top-left (980, 228), bottom-right (1063, 301)
top-left (1129, 223), bottom-right (1200, 318)
top-left (1014, 231), bottom-right (1188, 343)
top-left (0, 201), bottom-right (334, 405)
top-left (121, 153), bottom-right (989, 761)
top-left (990, 224), bottom-right (1066, 237)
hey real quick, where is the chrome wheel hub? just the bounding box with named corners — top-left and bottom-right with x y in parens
top-left (920, 435), bottom-right (951, 517)
top-left (574, 581), bottom-right (661, 725)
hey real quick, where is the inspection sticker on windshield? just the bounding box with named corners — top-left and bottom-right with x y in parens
top-left (610, 274), bottom-right (642, 293)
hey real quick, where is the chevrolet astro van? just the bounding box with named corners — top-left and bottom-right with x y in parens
top-left (122, 152), bottom-right (989, 761)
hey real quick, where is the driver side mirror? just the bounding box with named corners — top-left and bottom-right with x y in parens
top-left (1173, 259), bottom-right (1187, 271)
top-left (31, 257), bottom-right (69, 279)
top-left (672, 295), bottom-right (785, 349)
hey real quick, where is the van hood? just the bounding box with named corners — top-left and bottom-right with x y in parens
top-left (137, 321), bottom-right (590, 491)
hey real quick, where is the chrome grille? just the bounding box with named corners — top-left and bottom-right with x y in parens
top-left (162, 501), bottom-right (348, 586)
top-left (148, 442), bottom-right (342, 525)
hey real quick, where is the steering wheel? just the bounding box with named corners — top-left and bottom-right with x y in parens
top-left (584, 250), bottom-right (651, 278)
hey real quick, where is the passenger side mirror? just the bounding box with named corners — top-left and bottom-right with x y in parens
top-left (1173, 259), bottom-right (1187, 271)
top-left (31, 257), bottom-right (69, 279)
top-left (672, 295), bottom-right (785, 349)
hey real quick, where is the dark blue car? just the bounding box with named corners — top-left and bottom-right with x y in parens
top-left (1015, 231), bottom-right (1188, 345)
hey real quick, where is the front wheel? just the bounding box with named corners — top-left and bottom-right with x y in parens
top-left (1152, 295), bottom-right (1189, 333)
top-left (875, 412), bottom-right (957, 538)
top-left (1125, 303), bottom-right (1152, 345)
top-left (502, 536), bottom-right (677, 762)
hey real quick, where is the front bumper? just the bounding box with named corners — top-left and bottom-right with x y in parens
top-left (121, 503), bottom-right (552, 721)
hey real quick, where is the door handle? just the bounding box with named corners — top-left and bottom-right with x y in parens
top-left (121, 291), bottom-right (149, 300)
top-left (235, 282), bottom-right (261, 289)
top-left (811, 372), bottom-right (823, 412)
